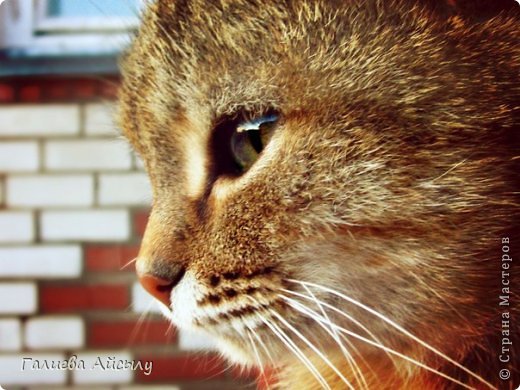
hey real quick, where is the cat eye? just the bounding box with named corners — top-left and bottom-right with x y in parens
top-left (230, 113), bottom-right (278, 171)
top-left (209, 111), bottom-right (279, 178)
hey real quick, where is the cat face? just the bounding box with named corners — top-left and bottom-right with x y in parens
top-left (119, 0), bottom-right (519, 387)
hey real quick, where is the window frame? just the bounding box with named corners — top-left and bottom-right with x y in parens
top-left (34, 0), bottom-right (140, 33)
top-left (0, 0), bottom-right (141, 57)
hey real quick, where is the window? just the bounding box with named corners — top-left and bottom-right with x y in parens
top-left (0, 0), bottom-right (143, 56)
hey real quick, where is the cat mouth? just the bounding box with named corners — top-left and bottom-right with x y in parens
top-left (163, 273), bottom-right (497, 390)
top-left (162, 271), bottom-right (355, 368)
top-left (165, 270), bottom-right (285, 335)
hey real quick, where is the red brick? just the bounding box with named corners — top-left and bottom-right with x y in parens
top-left (46, 82), bottom-right (70, 101)
top-left (134, 210), bottom-right (150, 237)
top-left (135, 354), bottom-right (226, 382)
top-left (75, 80), bottom-right (97, 99)
top-left (0, 84), bottom-right (15, 102)
top-left (40, 284), bottom-right (129, 312)
top-left (85, 244), bottom-right (140, 272)
top-left (89, 320), bottom-right (176, 347)
top-left (20, 85), bottom-right (41, 102)
top-left (100, 80), bottom-right (120, 100)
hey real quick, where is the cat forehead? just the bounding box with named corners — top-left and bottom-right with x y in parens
top-left (132, 0), bottom-right (451, 118)
top-left (140, 2), bottom-right (378, 87)
top-left (121, 0), bottom-right (519, 145)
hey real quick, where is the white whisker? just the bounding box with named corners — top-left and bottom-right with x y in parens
top-left (246, 327), bottom-right (270, 389)
top-left (120, 256), bottom-right (137, 270)
top-left (285, 295), bottom-right (478, 390)
top-left (282, 287), bottom-right (396, 367)
top-left (300, 285), bottom-right (369, 390)
top-left (290, 279), bottom-right (496, 390)
top-left (128, 304), bottom-right (153, 345)
top-left (247, 323), bottom-right (276, 369)
top-left (268, 308), bottom-right (356, 390)
top-left (247, 328), bottom-right (264, 367)
top-left (255, 311), bottom-right (331, 390)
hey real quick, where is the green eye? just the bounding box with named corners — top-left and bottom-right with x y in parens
top-left (230, 113), bottom-right (278, 171)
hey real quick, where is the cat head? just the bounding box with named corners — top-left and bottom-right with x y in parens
top-left (119, 0), bottom-right (519, 386)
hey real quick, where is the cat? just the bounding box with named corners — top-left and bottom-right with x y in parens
top-left (118, 0), bottom-right (519, 388)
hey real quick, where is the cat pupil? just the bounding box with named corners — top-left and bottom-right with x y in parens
top-left (247, 129), bottom-right (263, 153)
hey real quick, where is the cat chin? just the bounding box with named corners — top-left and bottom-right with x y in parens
top-left (214, 337), bottom-right (257, 366)
top-left (168, 271), bottom-right (205, 328)
top-left (155, 294), bottom-right (252, 365)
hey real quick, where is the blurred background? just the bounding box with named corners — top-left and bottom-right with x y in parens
top-left (0, 1), bottom-right (255, 388)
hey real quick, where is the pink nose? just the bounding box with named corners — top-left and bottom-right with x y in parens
top-left (138, 273), bottom-right (177, 308)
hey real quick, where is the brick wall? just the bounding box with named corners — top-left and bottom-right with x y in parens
top-left (0, 78), bottom-right (255, 389)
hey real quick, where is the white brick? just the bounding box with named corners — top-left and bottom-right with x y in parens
top-left (29, 387), bottom-right (111, 390)
top-left (0, 142), bottom-right (40, 172)
top-left (0, 283), bottom-right (37, 314)
top-left (45, 140), bottom-right (132, 171)
top-left (25, 316), bottom-right (84, 350)
top-left (134, 154), bottom-right (145, 171)
top-left (0, 245), bottom-right (81, 278)
top-left (7, 175), bottom-right (94, 207)
top-left (0, 353), bottom-right (67, 385)
top-left (131, 282), bottom-right (163, 314)
top-left (0, 211), bottom-right (34, 243)
top-left (41, 210), bottom-right (129, 241)
top-left (0, 318), bottom-right (22, 351)
top-left (179, 329), bottom-right (217, 351)
top-left (98, 173), bottom-right (152, 206)
top-left (0, 104), bottom-right (80, 136)
top-left (120, 387), bottom-right (181, 390)
top-left (85, 103), bottom-right (118, 136)
top-left (72, 351), bottom-right (133, 384)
